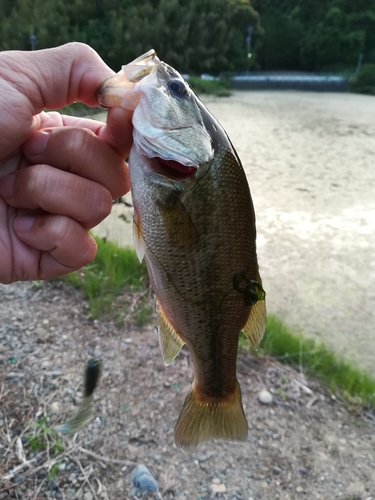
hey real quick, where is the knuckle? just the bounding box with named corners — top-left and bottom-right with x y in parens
top-left (23, 164), bottom-right (48, 201)
top-left (64, 128), bottom-right (95, 161)
top-left (90, 187), bottom-right (112, 223)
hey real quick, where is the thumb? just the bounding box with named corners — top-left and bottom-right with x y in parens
top-left (0, 43), bottom-right (115, 162)
top-left (2, 42), bottom-right (114, 112)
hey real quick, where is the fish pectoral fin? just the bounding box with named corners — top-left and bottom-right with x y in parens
top-left (174, 381), bottom-right (248, 451)
top-left (157, 301), bottom-right (185, 366)
top-left (241, 298), bottom-right (267, 348)
top-left (133, 209), bottom-right (146, 262)
top-left (157, 195), bottom-right (197, 247)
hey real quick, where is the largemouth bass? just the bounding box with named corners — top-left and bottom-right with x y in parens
top-left (97, 50), bottom-right (266, 450)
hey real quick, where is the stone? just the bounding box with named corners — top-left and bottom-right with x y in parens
top-left (131, 464), bottom-right (158, 493)
top-left (258, 389), bottom-right (273, 404)
top-left (83, 492), bottom-right (93, 500)
top-left (211, 483), bottom-right (227, 493)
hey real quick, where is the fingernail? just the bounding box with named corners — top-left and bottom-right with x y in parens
top-left (14, 216), bottom-right (35, 233)
top-left (0, 173), bottom-right (16, 199)
top-left (23, 129), bottom-right (52, 156)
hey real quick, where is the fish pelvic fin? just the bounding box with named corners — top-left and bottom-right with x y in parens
top-left (133, 209), bottom-right (146, 262)
top-left (174, 381), bottom-right (248, 451)
top-left (157, 301), bottom-right (185, 366)
top-left (241, 276), bottom-right (267, 348)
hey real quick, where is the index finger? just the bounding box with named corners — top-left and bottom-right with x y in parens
top-left (39, 109), bottom-right (133, 159)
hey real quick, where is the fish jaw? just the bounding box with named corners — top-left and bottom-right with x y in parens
top-left (97, 50), bottom-right (214, 170)
top-left (97, 49), bottom-right (160, 110)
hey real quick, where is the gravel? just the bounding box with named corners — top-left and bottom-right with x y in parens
top-left (0, 280), bottom-right (374, 499)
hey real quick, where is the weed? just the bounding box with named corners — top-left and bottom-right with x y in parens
top-left (240, 315), bottom-right (375, 408)
top-left (63, 236), bottom-right (149, 319)
top-left (26, 416), bottom-right (65, 480)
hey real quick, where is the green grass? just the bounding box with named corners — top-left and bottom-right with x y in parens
top-left (188, 76), bottom-right (231, 97)
top-left (242, 314), bottom-right (375, 408)
top-left (64, 236), bottom-right (148, 319)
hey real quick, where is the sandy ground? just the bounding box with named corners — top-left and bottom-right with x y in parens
top-left (93, 91), bottom-right (375, 375)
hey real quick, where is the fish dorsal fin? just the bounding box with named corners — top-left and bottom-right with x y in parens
top-left (242, 298), bottom-right (267, 348)
top-left (133, 209), bottom-right (146, 262)
top-left (157, 301), bottom-right (185, 366)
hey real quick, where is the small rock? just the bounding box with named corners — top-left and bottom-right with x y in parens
top-left (68, 473), bottom-right (77, 483)
top-left (50, 401), bottom-right (60, 413)
top-left (211, 483), bottom-right (227, 493)
top-left (34, 327), bottom-right (49, 339)
top-left (212, 478), bottom-right (221, 484)
top-left (296, 486), bottom-right (303, 493)
top-left (83, 492), bottom-right (93, 500)
top-left (124, 338), bottom-right (133, 344)
top-left (273, 466), bottom-right (282, 475)
top-left (258, 389), bottom-right (273, 404)
top-left (131, 464), bottom-right (158, 493)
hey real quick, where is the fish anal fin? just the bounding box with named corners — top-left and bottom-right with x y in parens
top-left (174, 381), bottom-right (248, 451)
top-left (133, 209), bottom-right (146, 262)
top-left (157, 194), bottom-right (197, 247)
top-left (242, 298), bottom-right (267, 348)
top-left (157, 301), bottom-right (185, 366)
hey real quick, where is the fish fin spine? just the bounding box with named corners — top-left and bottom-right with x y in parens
top-left (157, 301), bottom-right (185, 366)
top-left (133, 209), bottom-right (146, 262)
top-left (174, 380), bottom-right (248, 450)
top-left (241, 285), bottom-right (266, 348)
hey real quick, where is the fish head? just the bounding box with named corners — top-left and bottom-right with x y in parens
top-left (97, 50), bottom-right (214, 180)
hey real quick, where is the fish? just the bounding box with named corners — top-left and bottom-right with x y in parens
top-left (97, 50), bottom-right (266, 450)
top-left (54, 358), bottom-right (101, 435)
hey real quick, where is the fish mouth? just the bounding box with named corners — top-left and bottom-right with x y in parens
top-left (151, 158), bottom-right (197, 180)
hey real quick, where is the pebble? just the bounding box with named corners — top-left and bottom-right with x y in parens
top-left (296, 486), bottom-right (303, 493)
top-left (211, 483), bottom-right (227, 493)
top-left (34, 327), bottom-right (49, 339)
top-left (258, 389), bottom-right (273, 404)
top-left (273, 465), bottom-right (282, 475)
top-left (131, 464), bottom-right (158, 493)
top-left (51, 401), bottom-right (60, 413)
top-left (83, 492), bottom-right (93, 500)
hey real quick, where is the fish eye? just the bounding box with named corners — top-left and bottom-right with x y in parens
top-left (168, 79), bottom-right (187, 96)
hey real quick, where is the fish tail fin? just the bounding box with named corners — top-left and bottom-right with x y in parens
top-left (174, 381), bottom-right (248, 451)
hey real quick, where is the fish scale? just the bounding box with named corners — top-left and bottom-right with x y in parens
top-left (97, 49), bottom-right (266, 450)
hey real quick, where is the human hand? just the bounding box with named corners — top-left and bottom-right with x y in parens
top-left (0, 42), bottom-right (132, 284)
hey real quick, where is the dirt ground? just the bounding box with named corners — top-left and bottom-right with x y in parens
top-left (1, 281), bottom-right (374, 500)
top-left (93, 91), bottom-right (375, 374)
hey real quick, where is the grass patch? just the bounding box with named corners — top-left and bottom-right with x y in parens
top-left (188, 76), bottom-right (231, 97)
top-left (242, 314), bottom-right (375, 408)
top-left (64, 236), bottom-right (149, 319)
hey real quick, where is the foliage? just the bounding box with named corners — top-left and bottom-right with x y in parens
top-left (252, 0), bottom-right (375, 71)
top-left (64, 236), bottom-right (149, 319)
top-left (25, 416), bottom-right (64, 479)
top-left (350, 63), bottom-right (375, 94)
top-left (0, 0), bottom-right (261, 74)
top-left (188, 76), bottom-right (231, 97)
top-left (241, 315), bottom-right (375, 408)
